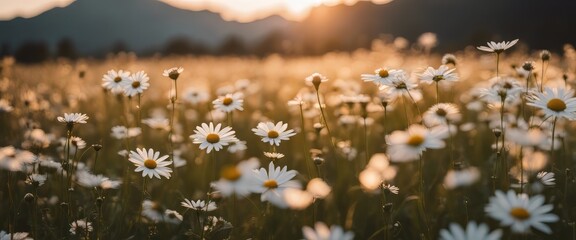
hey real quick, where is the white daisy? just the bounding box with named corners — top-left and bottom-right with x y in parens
top-left (76, 171), bottom-right (121, 189)
top-left (536, 171), bottom-right (555, 186)
top-left (439, 221), bottom-right (502, 240)
top-left (480, 77), bottom-right (523, 104)
top-left (57, 113), bottom-right (89, 125)
top-left (306, 178), bottom-right (331, 199)
top-left (386, 124), bottom-right (448, 162)
top-left (181, 199), bottom-right (217, 212)
top-left (361, 68), bottom-right (402, 86)
top-left (0, 99), bottom-right (14, 113)
top-left (162, 67), bottom-right (183, 80)
top-left (418, 65), bottom-right (459, 85)
top-left (163, 209), bottom-right (183, 224)
top-left (477, 39), bottom-right (519, 53)
top-left (302, 222), bottom-right (354, 240)
top-left (423, 103), bottom-right (461, 126)
top-left (212, 92), bottom-right (244, 113)
top-left (128, 148), bottom-right (172, 179)
top-left (0, 231), bottom-right (32, 240)
top-left (211, 157), bottom-right (260, 197)
top-left (102, 69), bottom-right (130, 92)
top-left (142, 117), bottom-right (170, 131)
top-left (251, 161), bottom-right (301, 208)
top-left (379, 70), bottom-right (422, 102)
top-left (252, 121), bottom-right (297, 146)
top-left (264, 151), bottom-right (285, 160)
top-left (110, 125), bottom-right (141, 139)
top-left (26, 173), bottom-right (47, 186)
top-left (485, 190), bottom-right (559, 234)
top-left (305, 72), bottom-right (328, 90)
top-left (182, 87), bottom-right (210, 105)
top-left (190, 122), bottom-right (237, 153)
top-left (69, 219), bottom-right (93, 235)
top-left (443, 167), bottom-right (480, 189)
top-left (227, 140), bottom-right (247, 154)
top-left (382, 184), bottom-right (399, 195)
top-left (527, 87), bottom-right (576, 120)
top-left (123, 70), bottom-right (150, 97)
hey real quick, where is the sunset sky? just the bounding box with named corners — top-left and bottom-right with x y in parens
top-left (0, 0), bottom-right (393, 22)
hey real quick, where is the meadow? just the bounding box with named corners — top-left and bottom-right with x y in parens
top-left (1, 38), bottom-right (576, 239)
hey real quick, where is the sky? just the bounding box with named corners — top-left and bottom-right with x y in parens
top-left (0, 0), bottom-right (392, 22)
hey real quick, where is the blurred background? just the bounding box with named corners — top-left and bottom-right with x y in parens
top-left (1, 0), bottom-right (575, 63)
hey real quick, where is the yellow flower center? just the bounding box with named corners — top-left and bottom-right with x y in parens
top-left (131, 81), bottom-right (141, 88)
top-left (263, 180), bottom-right (278, 189)
top-left (435, 108), bottom-right (447, 117)
top-left (144, 159), bottom-right (157, 169)
top-left (378, 69), bottom-right (389, 78)
top-left (267, 130), bottom-right (279, 139)
top-left (114, 76), bottom-right (122, 83)
top-left (220, 166), bottom-right (241, 181)
top-left (206, 133), bottom-right (220, 144)
top-left (407, 134), bottom-right (425, 147)
top-left (510, 207), bottom-right (530, 220)
top-left (547, 98), bottom-right (567, 112)
top-left (222, 97), bottom-right (233, 106)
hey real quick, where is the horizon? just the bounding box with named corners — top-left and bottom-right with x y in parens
top-left (0, 0), bottom-right (393, 22)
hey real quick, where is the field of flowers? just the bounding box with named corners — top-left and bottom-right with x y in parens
top-left (1, 38), bottom-right (576, 239)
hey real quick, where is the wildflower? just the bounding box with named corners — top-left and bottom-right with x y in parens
top-left (69, 219), bottom-right (93, 236)
top-left (163, 67), bottom-right (183, 80)
top-left (163, 209), bottom-right (183, 224)
top-left (264, 151), bottom-right (285, 160)
top-left (102, 69), bottom-right (130, 92)
top-left (123, 71), bottom-right (150, 97)
top-left (26, 173), bottom-right (47, 187)
top-left (251, 161), bottom-right (301, 208)
top-left (227, 140), bottom-right (247, 154)
top-left (480, 77), bottom-right (523, 104)
top-left (182, 87), bottom-right (210, 105)
top-left (0, 230), bottom-right (32, 240)
top-left (527, 87), bottom-right (576, 120)
top-left (142, 117), bottom-right (170, 131)
top-left (211, 157), bottom-right (260, 197)
top-left (110, 126), bottom-right (141, 139)
top-left (439, 222), bottom-right (502, 240)
top-left (536, 171), bottom-right (555, 186)
top-left (57, 113), bottom-right (89, 127)
top-left (386, 124), bottom-right (448, 162)
top-left (190, 122), bottom-right (237, 153)
top-left (443, 167), bottom-right (480, 189)
top-left (540, 50), bottom-right (551, 61)
top-left (361, 68), bottom-right (402, 86)
top-left (485, 190), bottom-right (558, 234)
top-left (379, 70), bottom-right (422, 102)
top-left (442, 54), bottom-right (457, 66)
top-left (423, 103), bottom-right (461, 126)
top-left (305, 72), bottom-right (328, 90)
top-left (288, 96), bottom-right (305, 106)
top-left (181, 199), bottom-right (217, 211)
top-left (212, 92), bottom-right (244, 112)
top-left (302, 222), bottom-right (354, 240)
top-left (0, 99), bottom-right (13, 112)
top-left (477, 39), bottom-right (519, 53)
top-left (128, 148), bottom-right (172, 179)
top-left (418, 65), bottom-right (459, 85)
top-left (76, 171), bottom-right (122, 189)
top-left (141, 200), bottom-right (163, 222)
top-left (382, 184), bottom-right (399, 194)
top-left (69, 136), bottom-right (86, 150)
top-left (0, 146), bottom-right (35, 172)
top-left (306, 178), bottom-right (331, 199)
top-left (252, 121), bottom-right (297, 146)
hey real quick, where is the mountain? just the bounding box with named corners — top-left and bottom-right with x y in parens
top-left (296, 0), bottom-right (576, 53)
top-left (0, 0), bottom-right (294, 55)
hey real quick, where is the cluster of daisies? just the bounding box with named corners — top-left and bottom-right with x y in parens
top-left (2, 37), bottom-right (576, 239)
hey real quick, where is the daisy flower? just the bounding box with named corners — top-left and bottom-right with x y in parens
top-left (251, 161), bottom-right (301, 208)
top-left (190, 122), bottom-right (237, 153)
top-left (264, 151), bottom-right (285, 160)
top-left (123, 70), bottom-right (150, 97)
top-left (252, 121), bottom-right (297, 146)
top-left (379, 70), bottom-right (422, 102)
top-left (163, 209), bottom-right (183, 224)
top-left (163, 67), bottom-right (183, 80)
top-left (142, 117), bottom-right (170, 131)
top-left (305, 72), bottom-right (328, 90)
top-left (443, 167), bottom-right (480, 189)
top-left (212, 92), bottom-right (244, 112)
top-left (386, 124), bottom-right (449, 162)
top-left (69, 219), bottom-right (93, 235)
top-left (382, 184), bottom-right (399, 194)
top-left (128, 148), bottom-right (172, 179)
top-left (442, 54), bottom-right (457, 66)
top-left (76, 171), bottom-right (122, 189)
top-left (306, 178), bottom-right (331, 199)
top-left (423, 103), bottom-right (461, 126)
top-left (477, 39), bottom-right (519, 53)
top-left (181, 199), bottom-right (217, 212)
top-left (536, 171), bottom-right (555, 186)
top-left (485, 190), bottom-right (559, 234)
top-left (182, 87), bottom-right (210, 105)
top-left (418, 65), bottom-right (459, 85)
top-left (211, 157), bottom-right (260, 197)
top-left (110, 125), bottom-right (141, 139)
top-left (57, 113), bottom-right (89, 125)
top-left (302, 222), bottom-right (354, 240)
top-left (102, 69), bottom-right (130, 92)
top-left (480, 77), bottom-right (523, 104)
top-left (0, 99), bottom-right (14, 113)
top-left (361, 68), bottom-right (402, 86)
top-left (0, 231), bottom-right (32, 240)
top-left (227, 140), bottom-right (247, 154)
top-left (527, 87), bottom-right (576, 120)
top-left (439, 221), bottom-right (502, 240)
top-left (26, 173), bottom-right (47, 187)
